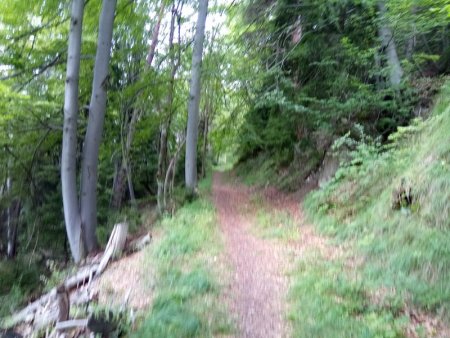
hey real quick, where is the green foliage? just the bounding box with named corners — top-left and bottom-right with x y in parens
top-left (132, 184), bottom-right (233, 337)
top-left (233, 0), bottom-right (449, 189)
top-left (0, 258), bottom-right (44, 318)
top-left (305, 80), bottom-right (450, 323)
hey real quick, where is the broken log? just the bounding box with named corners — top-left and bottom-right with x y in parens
top-left (97, 223), bottom-right (128, 275)
top-left (56, 285), bottom-right (70, 322)
top-left (64, 264), bottom-right (99, 290)
top-left (126, 233), bottom-right (151, 253)
top-left (3, 222), bottom-right (148, 333)
top-left (55, 319), bottom-right (88, 331)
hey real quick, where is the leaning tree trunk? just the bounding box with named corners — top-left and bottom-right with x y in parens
top-left (185, 0), bottom-right (208, 193)
top-left (80, 0), bottom-right (117, 253)
top-left (61, 0), bottom-right (85, 263)
top-left (378, 1), bottom-right (403, 87)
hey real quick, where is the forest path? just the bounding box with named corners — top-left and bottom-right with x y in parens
top-left (212, 171), bottom-right (327, 338)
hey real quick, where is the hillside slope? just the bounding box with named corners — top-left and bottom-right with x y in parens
top-left (304, 79), bottom-right (450, 330)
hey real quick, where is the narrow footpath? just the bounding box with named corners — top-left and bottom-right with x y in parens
top-left (212, 172), bottom-right (292, 338)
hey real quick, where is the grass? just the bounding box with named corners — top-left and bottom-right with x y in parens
top-left (0, 257), bottom-right (44, 320)
top-left (253, 209), bottom-right (299, 240)
top-left (289, 250), bottom-right (409, 338)
top-left (131, 173), bottom-right (233, 338)
top-left (301, 79), bottom-right (450, 335)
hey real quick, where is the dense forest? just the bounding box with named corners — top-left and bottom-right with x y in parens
top-left (1, 0), bottom-right (450, 337)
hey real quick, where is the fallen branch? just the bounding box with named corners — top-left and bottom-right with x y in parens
top-left (3, 222), bottom-right (149, 334)
top-left (55, 318), bottom-right (88, 331)
top-left (64, 264), bottom-right (99, 290)
top-left (126, 232), bottom-right (152, 253)
top-left (97, 223), bottom-right (128, 275)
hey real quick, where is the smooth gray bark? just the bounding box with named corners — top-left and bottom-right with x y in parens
top-left (80, 0), bottom-right (117, 252)
top-left (378, 1), bottom-right (403, 86)
top-left (61, 0), bottom-right (85, 263)
top-left (185, 0), bottom-right (208, 192)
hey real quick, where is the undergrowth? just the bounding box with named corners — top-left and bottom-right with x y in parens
top-left (132, 173), bottom-right (233, 337)
top-left (304, 79), bottom-right (450, 334)
top-left (235, 150), bottom-right (320, 192)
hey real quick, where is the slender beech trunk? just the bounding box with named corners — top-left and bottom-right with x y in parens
top-left (80, 0), bottom-right (117, 253)
top-left (124, 108), bottom-right (139, 206)
top-left (61, 0), bottom-right (85, 263)
top-left (7, 199), bottom-right (20, 259)
top-left (157, 2), bottom-right (181, 213)
top-left (200, 114), bottom-right (209, 179)
top-left (5, 175), bottom-right (20, 259)
top-left (185, 0), bottom-right (208, 193)
top-left (164, 137), bottom-right (185, 211)
top-left (111, 159), bottom-right (124, 209)
top-left (147, 4), bottom-right (165, 67)
top-left (378, 1), bottom-right (403, 86)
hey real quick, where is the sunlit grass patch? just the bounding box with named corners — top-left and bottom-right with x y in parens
top-left (132, 178), bottom-right (233, 337)
top-left (253, 209), bottom-right (299, 240)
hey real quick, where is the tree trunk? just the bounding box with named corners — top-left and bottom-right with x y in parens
top-left (111, 164), bottom-right (126, 209)
top-left (378, 1), bottom-right (403, 87)
top-left (157, 125), bottom-right (168, 213)
top-left (6, 174), bottom-right (20, 259)
top-left (157, 2), bottom-right (181, 214)
top-left (164, 136), bottom-right (185, 213)
top-left (110, 158), bottom-right (123, 209)
top-left (200, 115), bottom-right (209, 179)
top-left (7, 199), bottom-right (20, 259)
top-left (147, 4), bottom-right (165, 67)
top-left (185, 0), bottom-right (208, 193)
top-left (61, 0), bottom-right (85, 263)
top-left (124, 111), bottom-right (137, 207)
top-left (80, 0), bottom-right (117, 253)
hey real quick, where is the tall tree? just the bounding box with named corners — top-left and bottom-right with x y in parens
top-left (80, 0), bottom-right (118, 253)
top-left (185, 0), bottom-right (208, 193)
top-left (378, 1), bottom-right (403, 86)
top-left (61, 0), bottom-right (85, 263)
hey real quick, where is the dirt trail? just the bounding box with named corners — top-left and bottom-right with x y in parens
top-left (213, 172), bottom-right (294, 338)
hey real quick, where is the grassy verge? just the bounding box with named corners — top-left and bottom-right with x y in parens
top-left (132, 174), bottom-right (233, 337)
top-left (301, 79), bottom-right (450, 336)
top-left (289, 249), bottom-right (409, 338)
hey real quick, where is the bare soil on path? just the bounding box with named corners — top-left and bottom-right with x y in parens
top-left (212, 172), bottom-right (325, 338)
